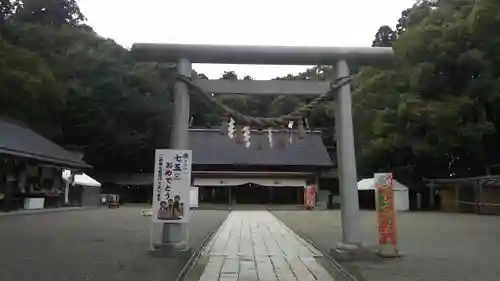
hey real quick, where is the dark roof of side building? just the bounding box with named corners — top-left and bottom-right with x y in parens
top-left (0, 118), bottom-right (91, 169)
top-left (189, 129), bottom-right (333, 167)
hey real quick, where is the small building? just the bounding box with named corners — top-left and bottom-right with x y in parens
top-left (0, 118), bottom-right (92, 211)
top-left (424, 175), bottom-right (500, 215)
top-left (357, 178), bottom-right (410, 211)
top-left (97, 128), bottom-right (334, 206)
top-left (96, 173), bottom-right (153, 203)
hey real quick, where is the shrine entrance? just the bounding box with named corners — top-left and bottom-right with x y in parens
top-left (132, 43), bottom-right (393, 249)
top-left (200, 184), bottom-right (304, 205)
top-left (232, 183), bottom-right (269, 204)
top-left (195, 175), bottom-right (308, 206)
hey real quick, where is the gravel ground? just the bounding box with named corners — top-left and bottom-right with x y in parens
top-left (273, 210), bottom-right (500, 281)
top-left (0, 207), bottom-right (228, 281)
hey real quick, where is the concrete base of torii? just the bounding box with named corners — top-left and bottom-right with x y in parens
top-left (149, 224), bottom-right (191, 258)
top-left (330, 242), bottom-right (381, 262)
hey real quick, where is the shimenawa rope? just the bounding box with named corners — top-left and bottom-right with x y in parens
top-left (174, 74), bottom-right (352, 128)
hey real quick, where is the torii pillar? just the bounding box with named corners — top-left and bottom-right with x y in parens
top-left (131, 43), bottom-right (393, 255)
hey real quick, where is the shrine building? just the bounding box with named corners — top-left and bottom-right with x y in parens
top-left (96, 128), bottom-right (336, 206)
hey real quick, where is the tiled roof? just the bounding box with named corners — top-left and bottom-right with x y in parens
top-left (189, 129), bottom-right (333, 167)
top-left (0, 118), bottom-right (90, 169)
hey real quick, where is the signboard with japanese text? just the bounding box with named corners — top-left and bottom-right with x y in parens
top-left (152, 149), bottom-right (192, 224)
top-left (375, 173), bottom-right (399, 255)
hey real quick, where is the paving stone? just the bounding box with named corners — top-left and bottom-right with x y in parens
top-left (218, 273), bottom-right (238, 281)
top-left (276, 273), bottom-right (297, 281)
top-left (286, 257), bottom-right (316, 281)
top-left (195, 211), bottom-right (335, 281)
top-left (300, 257), bottom-right (334, 281)
top-left (221, 258), bottom-right (239, 274)
top-left (199, 256), bottom-right (225, 281)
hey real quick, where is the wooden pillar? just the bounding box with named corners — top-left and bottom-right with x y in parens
top-left (211, 188), bottom-right (216, 203)
top-left (315, 172), bottom-right (320, 205)
top-left (429, 180), bottom-right (435, 210)
top-left (0, 156), bottom-right (6, 211)
top-left (416, 191), bottom-right (422, 210)
top-left (1, 157), bottom-right (16, 212)
top-left (479, 180), bottom-right (484, 214)
top-left (297, 187), bottom-right (301, 205)
top-left (475, 180), bottom-right (482, 215)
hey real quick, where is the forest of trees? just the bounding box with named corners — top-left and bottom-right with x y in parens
top-left (1, 0), bottom-right (500, 185)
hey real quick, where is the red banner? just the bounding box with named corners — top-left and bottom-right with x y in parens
top-left (304, 184), bottom-right (316, 209)
top-left (375, 174), bottom-right (397, 247)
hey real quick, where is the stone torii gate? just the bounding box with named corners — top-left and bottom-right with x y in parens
top-left (131, 43), bottom-right (393, 254)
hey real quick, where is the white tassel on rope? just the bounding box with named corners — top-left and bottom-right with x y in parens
top-left (228, 117), bottom-right (235, 139)
top-left (267, 128), bottom-right (273, 148)
top-left (242, 126), bottom-right (251, 148)
top-left (288, 121), bottom-right (294, 144)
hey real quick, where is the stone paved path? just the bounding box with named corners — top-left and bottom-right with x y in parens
top-left (198, 211), bottom-right (335, 281)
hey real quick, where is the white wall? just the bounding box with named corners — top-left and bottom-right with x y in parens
top-left (394, 189), bottom-right (410, 211)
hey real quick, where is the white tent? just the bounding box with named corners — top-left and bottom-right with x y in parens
top-left (357, 178), bottom-right (410, 211)
top-left (62, 170), bottom-right (101, 187)
top-left (190, 186), bottom-right (199, 208)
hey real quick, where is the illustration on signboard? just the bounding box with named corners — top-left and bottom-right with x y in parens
top-left (157, 194), bottom-right (185, 220)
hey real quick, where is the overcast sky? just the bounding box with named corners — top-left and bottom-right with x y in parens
top-left (79, 0), bottom-right (416, 79)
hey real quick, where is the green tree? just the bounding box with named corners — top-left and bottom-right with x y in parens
top-left (14, 0), bottom-right (85, 26)
top-left (0, 0), bottom-right (173, 172)
top-left (355, 0), bottom-right (500, 180)
top-left (220, 70), bottom-right (238, 80)
top-left (0, 0), bottom-right (19, 23)
top-left (396, 0), bottom-right (437, 36)
top-left (372, 25), bottom-right (397, 47)
top-left (0, 37), bottom-right (63, 129)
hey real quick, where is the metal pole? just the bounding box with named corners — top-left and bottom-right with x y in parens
top-left (64, 172), bottom-right (74, 205)
top-left (161, 57), bottom-right (191, 251)
top-left (64, 182), bottom-right (70, 204)
top-left (335, 60), bottom-right (362, 247)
